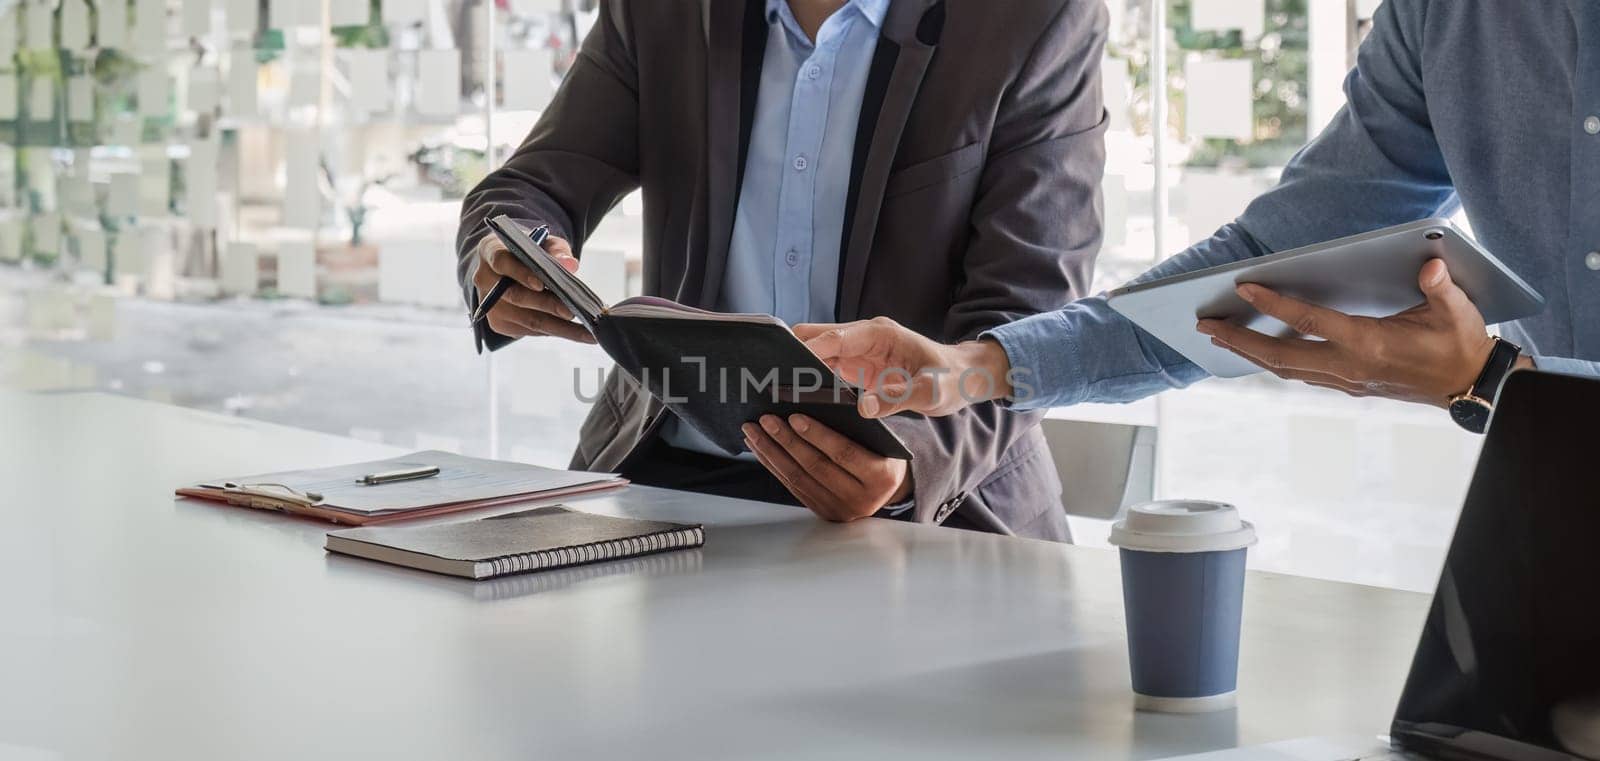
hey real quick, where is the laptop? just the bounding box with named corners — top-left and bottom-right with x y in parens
top-left (1163, 370), bottom-right (1600, 761)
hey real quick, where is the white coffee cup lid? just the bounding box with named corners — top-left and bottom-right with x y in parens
top-left (1108, 500), bottom-right (1257, 554)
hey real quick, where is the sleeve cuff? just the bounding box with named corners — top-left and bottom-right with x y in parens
top-left (981, 309), bottom-right (1086, 410)
top-left (463, 245), bottom-right (484, 306)
top-left (878, 496), bottom-right (915, 518)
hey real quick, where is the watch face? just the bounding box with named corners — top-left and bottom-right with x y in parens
top-left (1450, 398), bottom-right (1493, 434)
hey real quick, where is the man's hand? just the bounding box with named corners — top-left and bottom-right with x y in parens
top-left (1197, 259), bottom-right (1524, 407)
top-left (742, 414), bottom-right (911, 522)
top-left (472, 234), bottom-right (594, 343)
top-left (795, 317), bottom-right (1013, 418)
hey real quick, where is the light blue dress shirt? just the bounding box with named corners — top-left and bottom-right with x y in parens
top-left (664, 0), bottom-right (890, 457)
top-left (988, 0), bottom-right (1600, 410)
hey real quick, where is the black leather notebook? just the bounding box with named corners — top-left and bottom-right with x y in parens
top-left (488, 215), bottom-right (913, 460)
top-left (325, 505), bottom-right (704, 580)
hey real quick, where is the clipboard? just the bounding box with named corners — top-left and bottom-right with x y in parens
top-left (176, 450), bottom-right (628, 525)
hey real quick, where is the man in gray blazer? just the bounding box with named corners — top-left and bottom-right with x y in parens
top-left (455, 0), bottom-right (1106, 541)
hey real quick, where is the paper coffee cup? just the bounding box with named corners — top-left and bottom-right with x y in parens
top-left (1110, 500), bottom-right (1256, 713)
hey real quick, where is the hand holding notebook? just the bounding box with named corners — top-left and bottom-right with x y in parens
top-left (469, 224), bottom-right (593, 347)
top-left (471, 224), bottom-right (551, 325)
top-left (486, 216), bottom-right (914, 460)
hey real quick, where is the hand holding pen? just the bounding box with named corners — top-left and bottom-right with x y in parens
top-left (472, 224), bottom-right (548, 323)
top-left (469, 224), bottom-right (595, 345)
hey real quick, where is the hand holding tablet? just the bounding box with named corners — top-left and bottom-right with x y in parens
top-left (1198, 257), bottom-right (1534, 408)
top-left (1107, 219), bottom-right (1545, 393)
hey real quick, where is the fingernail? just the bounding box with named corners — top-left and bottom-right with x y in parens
top-left (1236, 284), bottom-right (1258, 303)
top-left (742, 436), bottom-right (755, 451)
top-left (860, 395), bottom-right (881, 417)
top-left (1196, 321), bottom-right (1216, 336)
top-left (760, 416), bottom-right (780, 433)
top-left (789, 415), bottom-right (809, 433)
top-left (741, 423), bottom-right (758, 438)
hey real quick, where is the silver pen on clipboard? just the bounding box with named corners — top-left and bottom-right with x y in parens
top-left (356, 465), bottom-right (441, 486)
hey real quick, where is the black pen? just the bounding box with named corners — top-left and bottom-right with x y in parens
top-left (472, 224), bottom-right (550, 324)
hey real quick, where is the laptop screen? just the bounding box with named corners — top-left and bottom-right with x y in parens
top-left (1392, 371), bottom-right (1600, 761)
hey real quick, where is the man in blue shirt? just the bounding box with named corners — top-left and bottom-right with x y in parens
top-left (659, 0), bottom-right (889, 462)
top-left (801, 0), bottom-right (1600, 428)
top-left (457, 0), bottom-right (1108, 539)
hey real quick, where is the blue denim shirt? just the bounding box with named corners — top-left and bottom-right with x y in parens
top-left (989, 0), bottom-right (1600, 409)
top-left (664, 0), bottom-right (889, 455)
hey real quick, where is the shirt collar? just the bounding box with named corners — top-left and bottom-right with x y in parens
top-left (851, 0), bottom-right (891, 29)
top-left (765, 0), bottom-right (892, 33)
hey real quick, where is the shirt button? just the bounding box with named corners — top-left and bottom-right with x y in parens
top-left (1586, 251), bottom-right (1600, 271)
top-left (806, 64), bottom-right (822, 80)
top-left (792, 155), bottom-right (808, 171)
top-left (785, 250), bottom-right (800, 266)
top-left (1586, 115), bottom-right (1600, 135)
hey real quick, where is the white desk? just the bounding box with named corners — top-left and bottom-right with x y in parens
top-left (0, 391), bottom-right (1429, 760)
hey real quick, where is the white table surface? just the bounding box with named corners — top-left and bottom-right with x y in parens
top-left (0, 391), bottom-right (1430, 761)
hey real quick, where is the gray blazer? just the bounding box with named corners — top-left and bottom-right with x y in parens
top-left (457, 0), bottom-right (1107, 540)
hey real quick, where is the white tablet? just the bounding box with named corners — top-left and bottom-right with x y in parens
top-left (1106, 218), bottom-right (1546, 378)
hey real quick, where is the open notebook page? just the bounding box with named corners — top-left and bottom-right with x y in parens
top-left (606, 296), bottom-right (784, 325)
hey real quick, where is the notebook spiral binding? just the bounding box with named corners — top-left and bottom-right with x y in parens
top-left (466, 548), bottom-right (704, 601)
top-left (477, 526), bottom-right (706, 579)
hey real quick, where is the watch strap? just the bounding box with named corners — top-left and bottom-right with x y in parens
top-left (1470, 337), bottom-right (1522, 405)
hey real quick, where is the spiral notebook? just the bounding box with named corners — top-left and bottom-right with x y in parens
top-left (325, 505), bottom-right (704, 580)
